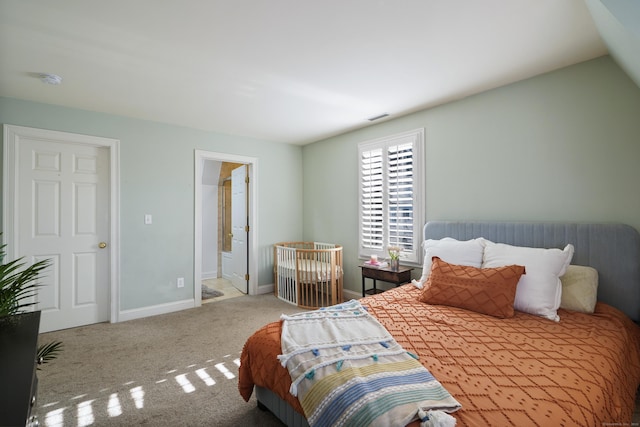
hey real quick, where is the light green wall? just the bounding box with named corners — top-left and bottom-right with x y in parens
top-left (4, 55), bottom-right (639, 307)
top-left (302, 56), bottom-right (640, 295)
top-left (0, 97), bottom-right (303, 310)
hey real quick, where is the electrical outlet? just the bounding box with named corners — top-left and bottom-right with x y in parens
top-left (177, 277), bottom-right (184, 288)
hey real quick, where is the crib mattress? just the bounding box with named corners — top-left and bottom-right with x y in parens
top-left (278, 259), bottom-right (342, 282)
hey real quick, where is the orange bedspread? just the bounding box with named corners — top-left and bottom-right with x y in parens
top-left (239, 285), bottom-right (640, 426)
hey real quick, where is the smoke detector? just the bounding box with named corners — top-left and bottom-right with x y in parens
top-left (40, 73), bottom-right (63, 85)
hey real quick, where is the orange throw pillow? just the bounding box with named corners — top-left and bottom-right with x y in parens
top-left (419, 257), bottom-right (526, 318)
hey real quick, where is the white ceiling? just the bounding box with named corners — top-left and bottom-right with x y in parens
top-left (0, 1), bottom-right (615, 145)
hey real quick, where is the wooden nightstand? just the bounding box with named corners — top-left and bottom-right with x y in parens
top-left (360, 264), bottom-right (413, 296)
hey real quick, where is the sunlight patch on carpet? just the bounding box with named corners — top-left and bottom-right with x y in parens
top-left (40, 356), bottom-right (244, 426)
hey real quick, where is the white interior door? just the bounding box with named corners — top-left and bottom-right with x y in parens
top-left (231, 165), bottom-right (248, 294)
top-left (15, 133), bottom-right (110, 332)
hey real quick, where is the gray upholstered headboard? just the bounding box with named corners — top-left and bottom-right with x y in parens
top-left (424, 221), bottom-right (640, 322)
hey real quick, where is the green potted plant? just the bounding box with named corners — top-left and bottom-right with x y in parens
top-left (0, 241), bottom-right (62, 365)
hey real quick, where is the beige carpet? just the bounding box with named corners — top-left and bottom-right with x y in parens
top-left (35, 294), bottom-right (304, 427)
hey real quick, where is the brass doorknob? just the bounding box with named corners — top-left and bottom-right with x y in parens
top-left (99, 242), bottom-right (107, 249)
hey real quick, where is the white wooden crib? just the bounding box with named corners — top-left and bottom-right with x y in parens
top-left (273, 242), bottom-right (343, 309)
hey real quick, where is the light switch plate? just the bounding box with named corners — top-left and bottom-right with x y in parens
top-left (144, 214), bottom-right (152, 225)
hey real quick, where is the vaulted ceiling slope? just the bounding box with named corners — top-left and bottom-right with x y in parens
top-left (0, 1), bottom-right (636, 145)
top-left (586, 0), bottom-right (640, 88)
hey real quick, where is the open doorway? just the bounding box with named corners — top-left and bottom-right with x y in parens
top-left (194, 150), bottom-right (258, 307)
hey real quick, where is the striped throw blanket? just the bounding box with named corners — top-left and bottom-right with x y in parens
top-left (278, 300), bottom-right (461, 427)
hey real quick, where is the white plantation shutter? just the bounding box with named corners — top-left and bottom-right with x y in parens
top-left (388, 143), bottom-right (414, 252)
top-left (358, 129), bottom-right (424, 264)
top-left (361, 148), bottom-right (383, 250)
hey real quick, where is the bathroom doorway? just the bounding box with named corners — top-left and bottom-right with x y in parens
top-left (194, 150), bottom-right (258, 307)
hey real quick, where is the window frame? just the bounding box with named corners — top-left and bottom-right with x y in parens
top-left (357, 128), bottom-right (425, 265)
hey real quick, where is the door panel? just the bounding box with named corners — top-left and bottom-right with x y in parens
top-left (34, 254), bottom-right (59, 312)
top-left (231, 165), bottom-right (248, 294)
top-left (18, 137), bottom-right (110, 332)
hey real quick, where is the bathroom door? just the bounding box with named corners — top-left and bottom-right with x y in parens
top-left (231, 165), bottom-right (248, 293)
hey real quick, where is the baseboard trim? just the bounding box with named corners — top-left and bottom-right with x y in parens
top-left (258, 283), bottom-right (274, 295)
top-left (264, 285), bottom-right (360, 301)
top-left (118, 299), bottom-right (195, 323)
top-left (342, 288), bottom-right (361, 301)
top-left (201, 271), bottom-right (217, 280)
top-left (258, 283), bottom-right (362, 301)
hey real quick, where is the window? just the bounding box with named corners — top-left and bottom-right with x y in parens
top-left (358, 128), bottom-right (424, 265)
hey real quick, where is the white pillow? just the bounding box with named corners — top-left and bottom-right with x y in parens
top-left (482, 242), bottom-right (574, 321)
top-left (560, 265), bottom-right (598, 314)
top-left (412, 237), bottom-right (487, 289)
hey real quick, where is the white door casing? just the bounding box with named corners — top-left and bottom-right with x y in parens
top-left (3, 125), bottom-right (120, 332)
top-left (231, 165), bottom-right (248, 294)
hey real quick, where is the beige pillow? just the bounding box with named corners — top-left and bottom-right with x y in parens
top-left (560, 265), bottom-right (598, 314)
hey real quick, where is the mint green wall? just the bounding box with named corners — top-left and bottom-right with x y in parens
top-left (302, 56), bottom-right (640, 294)
top-left (4, 55), bottom-right (639, 306)
top-left (0, 97), bottom-right (303, 310)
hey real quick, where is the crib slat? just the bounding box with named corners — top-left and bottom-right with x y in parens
top-left (274, 242), bottom-right (343, 309)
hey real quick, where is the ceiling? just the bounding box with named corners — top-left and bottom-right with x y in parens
top-left (0, 1), bottom-right (632, 145)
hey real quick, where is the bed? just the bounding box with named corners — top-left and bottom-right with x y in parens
top-left (274, 242), bottom-right (344, 309)
top-left (243, 222), bottom-right (640, 426)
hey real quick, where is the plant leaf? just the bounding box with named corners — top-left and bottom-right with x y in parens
top-left (0, 241), bottom-right (51, 316)
top-left (37, 341), bottom-right (63, 368)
